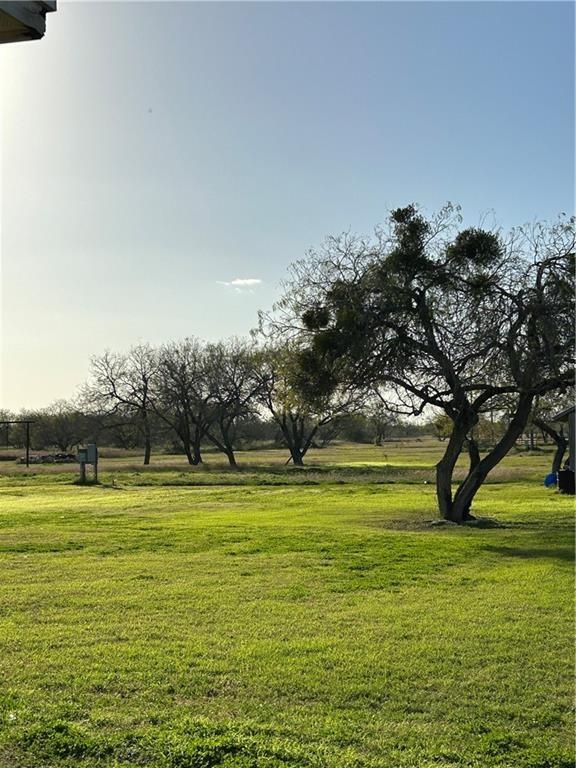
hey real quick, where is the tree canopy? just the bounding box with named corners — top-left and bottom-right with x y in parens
top-left (270, 204), bottom-right (575, 521)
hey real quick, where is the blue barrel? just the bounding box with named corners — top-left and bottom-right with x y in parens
top-left (544, 472), bottom-right (557, 488)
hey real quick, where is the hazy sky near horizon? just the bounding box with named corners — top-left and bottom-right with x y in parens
top-left (1, 1), bottom-right (574, 410)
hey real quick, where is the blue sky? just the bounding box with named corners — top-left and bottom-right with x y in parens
top-left (1, 1), bottom-right (574, 409)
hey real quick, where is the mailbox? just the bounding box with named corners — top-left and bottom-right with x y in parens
top-left (76, 444), bottom-right (99, 483)
top-left (86, 444), bottom-right (98, 464)
top-left (77, 444), bottom-right (98, 464)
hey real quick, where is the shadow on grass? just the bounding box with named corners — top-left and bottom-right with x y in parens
top-left (484, 545), bottom-right (574, 563)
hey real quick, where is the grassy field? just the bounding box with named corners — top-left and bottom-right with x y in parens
top-left (0, 439), bottom-right (557, 483)
top-left (0, 442), bottom-right (573, 767)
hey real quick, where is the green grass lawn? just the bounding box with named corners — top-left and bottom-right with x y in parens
top-left (0, 445), bottom-right (573, 767)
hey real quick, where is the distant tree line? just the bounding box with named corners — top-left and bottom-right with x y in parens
top-left (0, 343), bottom-right (430, 465)
top-left (1, 364), bottom-right (568, 471)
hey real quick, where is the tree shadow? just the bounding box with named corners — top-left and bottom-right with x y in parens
top-left (484, 545), bottom-right (574, 563)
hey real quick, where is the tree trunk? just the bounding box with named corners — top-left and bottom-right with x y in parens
top-left (182, 440), bottom-right (194, 465)
top-left (191, 427), bottom-right (203, 465)
top-left (222, 422), bottom-right (238, 468)
top-left (142, 413), bottom-right (151, 465)
top-left (171, 420), bottom-right (194, 465)
top-left (301, 423), bottom-right (321, 461)
top-left (290, 417), bottom-right (305, 466)
top-left (290, 446), bottom-right (304, 466)
top-left (205, 421), bottom-right (238, 468)
top-left (276, 413), bottom-right (306, 467)
top-left (436, 461), bottom-right (455, 519)
top-left (451, 394), bottom-right (534, 521)
top-left (435, 425), bottom-right (468, 521)
top-left (466, 436), bottom-right (481, 471)
top-left (533, 418), bottom-right (567, 474)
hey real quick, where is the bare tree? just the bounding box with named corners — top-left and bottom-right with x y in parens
top-left (203, 339), bottom-right (265, 467)
top-left (153, 339), bottom-right (213, 465)
top-left (366, 393), bottom-right (399, 445)
top-left (34, 400), bottom-right (90, 452)
top-left (84, 344), bottom-right (159, 465)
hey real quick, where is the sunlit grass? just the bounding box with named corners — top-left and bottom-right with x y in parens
top-left (0, 444), bottom-right (573, 766)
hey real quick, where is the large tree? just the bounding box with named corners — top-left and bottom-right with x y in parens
top-left (271, 205), bottom-right (574, 521)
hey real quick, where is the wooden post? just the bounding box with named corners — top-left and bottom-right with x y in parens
top-left (568, 411), bottom-right (575, 472)
top-left (25, 422), bottom-right (30, 468)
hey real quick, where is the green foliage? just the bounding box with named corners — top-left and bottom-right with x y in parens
top-left (293, 348), bottom-right (336, 403)
top-left (431, 413), bottom-right (453, 441)
top-left (445, 228), bottom-right (503, 267)
top-left (301, 306), bottom-right (330, 331)
top-left (388, 205), bottom-right (432, 275)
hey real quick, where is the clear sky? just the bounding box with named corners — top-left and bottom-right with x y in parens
top-left (1, 1), bottom-right (574, 410)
